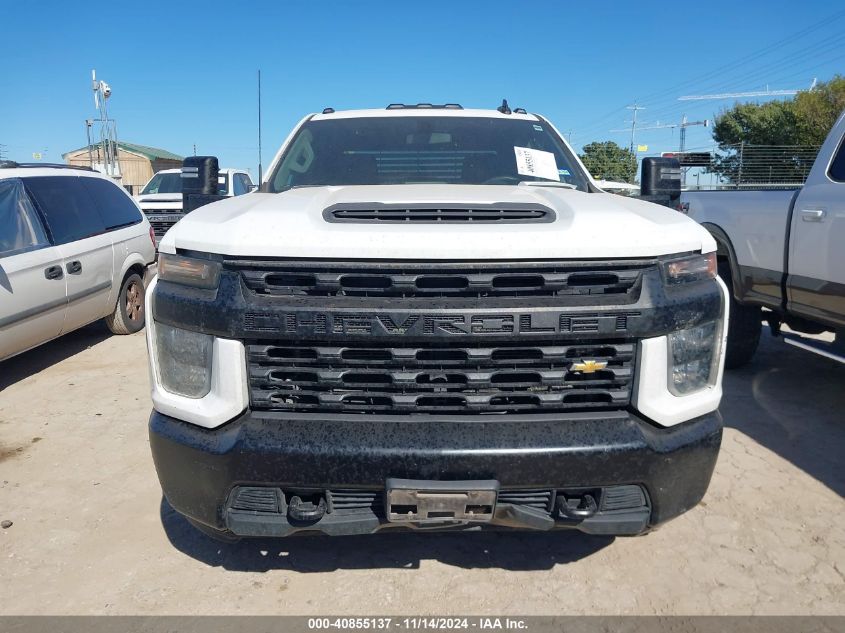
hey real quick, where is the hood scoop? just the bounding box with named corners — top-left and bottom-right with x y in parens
top-left (323, 202), bottom-right (555, 224)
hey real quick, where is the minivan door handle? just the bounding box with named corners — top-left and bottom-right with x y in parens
top-left (44, 265), bottom-right (64, 280)
top-left (801, 209), bottom-right (826, 222)
top-left (66, 260), bottom-right (82, 274)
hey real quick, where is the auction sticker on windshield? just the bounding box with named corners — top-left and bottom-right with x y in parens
top-left (514, 146), bottom-right (560, 181)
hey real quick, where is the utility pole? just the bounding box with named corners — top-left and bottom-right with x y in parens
top-left (257, 69), bottom-right (263, 185)
top-left (626, 103), bottom-right (646, 154)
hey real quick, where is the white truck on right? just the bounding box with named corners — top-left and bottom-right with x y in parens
top-left (682, 110), bottom-right (845, 367)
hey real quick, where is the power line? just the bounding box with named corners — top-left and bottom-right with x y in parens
top-left (573, 8), bottom-right (845, 141)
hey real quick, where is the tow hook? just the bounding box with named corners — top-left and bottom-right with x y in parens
top-left (287, 495), bottom-right (327, 522)
top-left (556, 492), bottom-right (598, 520)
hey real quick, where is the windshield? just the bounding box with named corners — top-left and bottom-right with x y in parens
top-left (141, 172), bottom-right (230, 195)
top-left (268, 116), bottom-right (589, 192)
top-left (141, 172), bottom-right (181, 195)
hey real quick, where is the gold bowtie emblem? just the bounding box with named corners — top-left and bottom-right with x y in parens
top-left (571, 360), bottom-right (608, 374)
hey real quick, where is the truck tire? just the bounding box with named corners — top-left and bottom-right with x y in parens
top-left (719, 261), bottom-right (761, 369)
top-left (105, 272), bottom-right (145, 335)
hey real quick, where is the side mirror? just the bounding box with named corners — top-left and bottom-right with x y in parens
top-left (640, 157), bottom-right (681, 201)
top-left (182, 156), bottom-right (225, 212)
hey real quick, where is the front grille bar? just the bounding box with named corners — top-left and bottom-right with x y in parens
top-left (227, 260), bottom-right (652, 299)
top-left (248, 341), bottom-right (635, 415)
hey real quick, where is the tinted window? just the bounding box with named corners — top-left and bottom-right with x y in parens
top-left (268, 116), bottom-right (589, 192)
top-left (0, 178), bottom-right (49, 256)
top-left (80, 177), bottom-right (142, 230)
top-left (829, 138), bottom-right (845, 182)
top-left (141, 172), bottom-right (182, 194)
top-left (233, 174), bottom-right (247, 195)
top-left (24, 176), bottom-right (106, 245)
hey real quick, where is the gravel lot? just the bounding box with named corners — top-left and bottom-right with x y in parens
top-left (0, 322), bottom-right (843, 615)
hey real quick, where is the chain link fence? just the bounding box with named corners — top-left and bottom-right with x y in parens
top-left (685, 143), bottom-right (822, 190)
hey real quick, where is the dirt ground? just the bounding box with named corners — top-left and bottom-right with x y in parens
top-left (0, 322), bottom-right (843, 615)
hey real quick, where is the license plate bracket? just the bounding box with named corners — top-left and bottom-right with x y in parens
top-left (385, 478), bottom-right (499, 523)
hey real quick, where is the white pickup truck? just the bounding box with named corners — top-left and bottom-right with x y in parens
top-left (136, 167), bottom-right (254, 243)
top-left (682, 110), bottom-right (845, 367)
top-left (145, 103), bottom-right (729, 541)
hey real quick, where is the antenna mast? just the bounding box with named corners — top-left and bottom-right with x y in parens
top-left (90, 69), bottom-right (120, 179)
top-left (258, 69), bottom-right (263, 185)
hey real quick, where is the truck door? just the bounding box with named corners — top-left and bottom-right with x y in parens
top-left (24, 175), bottom-right (114, 335)
top-left (0, 178), bottom-right (67, 360)
top-left (787, 133), bottom-right (845, 328)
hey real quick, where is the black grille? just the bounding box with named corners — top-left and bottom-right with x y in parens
top-left (229, 260), bottom-right (651, 299)
top-left (147, 215), bottom-right (181, 240)
top-left (327, 490), bottom-right (383, 515)
top-left (326, 205), bottom-right (554, 223)
top-left (498, 489), bottom-right (554, 511)
top-left (248, 340), bottom-right (634, 414)
top-left (229, 487), bottom-right (283, 513)
top-left (600, 485), bottom-right (646, 511)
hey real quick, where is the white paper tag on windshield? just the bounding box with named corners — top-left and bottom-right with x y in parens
top-left (514, 146), bottom-right (560, 181)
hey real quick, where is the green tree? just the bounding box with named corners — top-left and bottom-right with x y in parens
top-left (578, 141), bottom-right (637, 183)
top-left (710, 75), bottom-right (845, 183)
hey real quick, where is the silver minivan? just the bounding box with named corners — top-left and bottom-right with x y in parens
top-left (0, 163), bottom-right (157, 362)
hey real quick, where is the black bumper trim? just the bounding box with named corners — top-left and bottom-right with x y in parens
top-left (149, 408), bottom-right (722, 537)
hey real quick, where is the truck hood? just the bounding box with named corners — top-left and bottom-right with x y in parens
top-left (159, 184), bottom-right (715, 259)
top-left (136, 193), bottom-right (183, 206)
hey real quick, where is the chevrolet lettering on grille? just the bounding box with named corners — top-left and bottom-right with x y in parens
top-left (244, 311), bottom-right (642, 336)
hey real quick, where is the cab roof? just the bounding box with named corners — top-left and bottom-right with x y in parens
top-left (311, 107), bottom-right (540, 122)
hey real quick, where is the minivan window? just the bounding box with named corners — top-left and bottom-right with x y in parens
top-left (24, 176), bottom-right (106, 245)
top-left (80, 177), bottom-right (143, 230)
top-left (0, 178), bottom-right (49, 256)
top-left (829, 138), bottom-right (845, 182)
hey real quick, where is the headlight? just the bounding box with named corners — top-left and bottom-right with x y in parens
top-left (668, 320), bottom-right (721, 395)
top-left (158, 253), bottom-right (221, 289)
top-left (662, 252), bottom-right (717, 285)
top-left (155, 322), bottom-right (213, 398)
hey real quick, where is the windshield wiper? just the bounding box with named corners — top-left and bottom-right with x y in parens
top-left (518, 180), bottom-right (578, 190)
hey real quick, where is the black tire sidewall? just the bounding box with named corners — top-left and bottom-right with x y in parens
top-left (119, 273), bottom-right (145, 333)
top-left (718, 262), bottom-right (761, 369)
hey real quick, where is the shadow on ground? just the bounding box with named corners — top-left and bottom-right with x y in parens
top-left (160, 497), bottom-right (613, 573)
top-left (0, 322), bottom-right (112, 392)
top-left (720, 327), bottom-right (845, 496)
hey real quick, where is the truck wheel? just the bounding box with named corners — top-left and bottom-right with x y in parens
top-left (105, 272), bottom-right (145, 335)
top-left (187, 518), bottom-right (242, 543)
top-left (719, 261), bottom-right (761, 369)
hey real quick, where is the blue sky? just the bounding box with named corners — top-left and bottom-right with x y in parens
top-left (2, 0), bottom-right (843, 178)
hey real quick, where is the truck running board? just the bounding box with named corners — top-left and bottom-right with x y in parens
top-left (783, 334), bottom-right (845, 364)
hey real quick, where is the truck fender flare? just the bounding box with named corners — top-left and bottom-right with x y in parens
top-left (700, 223), bottom-right (744, 302)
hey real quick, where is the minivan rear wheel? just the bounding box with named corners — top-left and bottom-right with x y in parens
top-left (105, 272), bottom-right (145, 335)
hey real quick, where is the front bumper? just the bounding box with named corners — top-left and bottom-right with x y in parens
top-left (149, 408), bottom-right (722, 538)
top-left (143, 262), bottom-right (158, 288)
